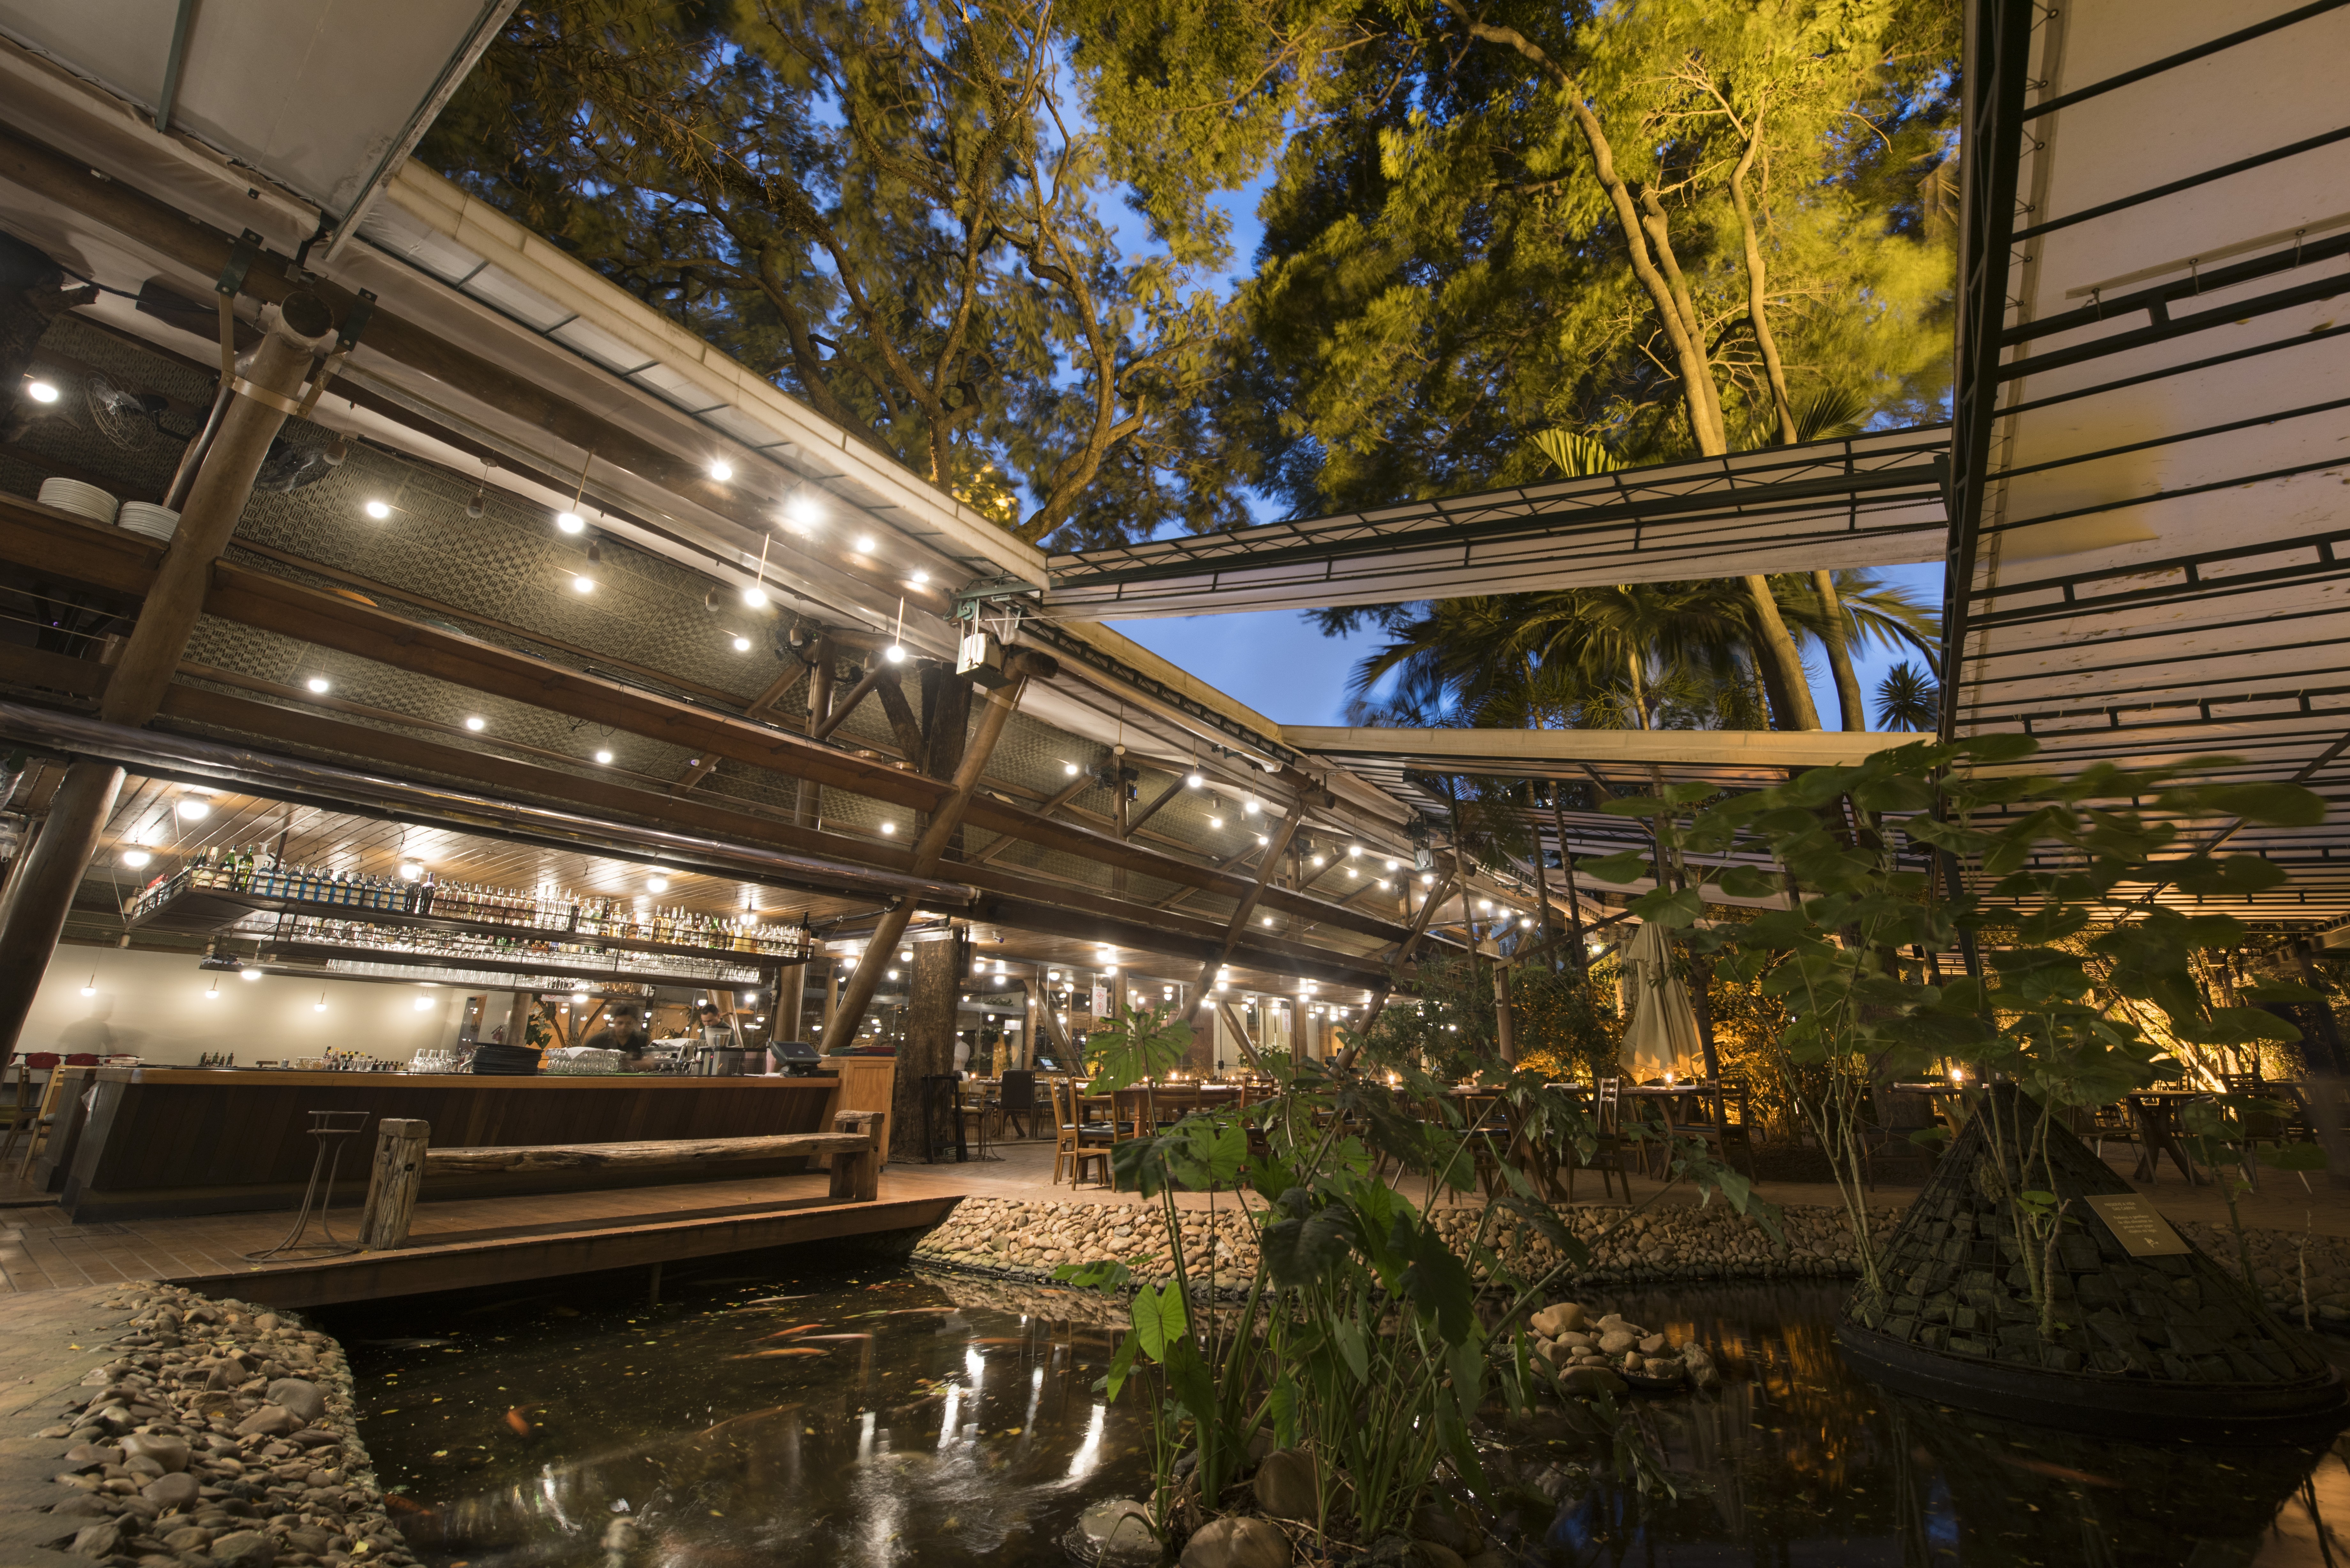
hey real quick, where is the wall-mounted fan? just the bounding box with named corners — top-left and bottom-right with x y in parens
top-left (87, 372), bottom-right (169, 450)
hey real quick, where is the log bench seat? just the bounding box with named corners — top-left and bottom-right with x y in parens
top-left (357, 1109), bottom-right (886, 1249)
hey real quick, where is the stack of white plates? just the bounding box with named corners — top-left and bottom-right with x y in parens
top-left (118, 502), bottom-right (180, 542)
top-left (37, 477), bottom-right (119, 525)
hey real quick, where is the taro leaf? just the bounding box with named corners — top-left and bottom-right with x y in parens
top-left (1596, 795), bottom-right (1668, 819)
top-left (2243, 979), bottom-right (2326, 1004)
top-left (1953, 732), bottom-right (2041, 765)
top-left (1713, 864), bottom-right (1779, 900)
top-left (1166, 1117), bottom-right (1249, 1190)
top-left (1330, 1310), bottom-right (1371, 1383)
top-left (1499, 1191), bottom-right (1587, 1266)
top-left (1247, 1152), bottom-right (1299, 1202)
top-left (1160, 1329), bottom-right (1217, 1433)
top-left (2165, 855), bottom-right (2288, 896)
top-left (1052, 1259), bottom-right (1133, 1293)
top-left (2159, 781), bottom-right (2326, 827)
top-left (1103, 1325), bottom-right (1142, 1402)
top-left (1132, 1282), bottom-right (1188, 1362)
top-left (1629, 887), bottom-right (1703, 928)
top-left (1262, 1202), bottom-right (1353, 1288)
top-left (1578, 850), bottom-right (1652, 884)
top-left (2264, 1142), bottom-right (2329, 1172)
top-left (1394, 1219), bottom-right (1478, 1344)
top-left (1269, 1371), bottom-right (1300, 1449)
top-left (1111, 1134), bottom-right (1174, 1197)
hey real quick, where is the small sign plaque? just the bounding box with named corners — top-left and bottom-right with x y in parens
top-left (2083, 1193), bottom-right (2193, 1257)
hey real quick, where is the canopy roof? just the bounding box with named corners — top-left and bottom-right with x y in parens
top-left (1943, 0), bottom-right (2350, 927)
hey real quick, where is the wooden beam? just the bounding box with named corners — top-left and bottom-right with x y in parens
top-left (971, 775), bottom-right (1092, 865)
top-left (676, 661), bottom-right (809, 791)
top-left (810, 661), bottom-right (886, 743)
top-left (1186, 803), bottom-right (1308, 1018)
top-left (424, 1131), bottom-right (868, 1175)
top-left (871, 673), bottom-right (927, 763)
top-left (1123, 775), bottom-right (1187, 839)
top-left (1028, 978), bottom-right (1078, 1060)
top-left (0, 503), bottom-right (1417, 947)
top-left (1218, 1000), bottom-right (1269, 1073)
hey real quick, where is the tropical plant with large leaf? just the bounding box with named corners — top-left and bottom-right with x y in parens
top-left (1575, 735), bottom-right (2327, 1327)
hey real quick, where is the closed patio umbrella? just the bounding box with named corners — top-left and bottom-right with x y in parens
top-left (1620, 919), bottom-right (1702, 1082)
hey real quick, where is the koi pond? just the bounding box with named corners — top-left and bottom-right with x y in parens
top-left (321, 1264), bottom-right (2350, 1566)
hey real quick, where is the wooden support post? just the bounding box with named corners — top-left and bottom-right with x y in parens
top-left (830, 1109), bottom-right (885, 1201)
top-left (1184, 795), bottom-right (1314, 1029)
top-left (0, 296), bottom-right (334, 1063)
top-left (1336, 864), bottom-right (1457, 1072)
top-left (818, 652), bottom-right (1054, 1059)
top-left (648, 1261), bottom-right (663, 1308)
top-left (357, 1118), bottom-right (430, 1251)
top-left (797, 636), bottom-right (833, 828)
top-left (1218, 1001), bottom-right (1269, 1074)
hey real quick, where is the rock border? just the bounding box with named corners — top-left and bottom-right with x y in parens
top-left (29, 1281), bottom-right (415, 1568)
top-left (908, 1196), bottom-right (2350, 1327)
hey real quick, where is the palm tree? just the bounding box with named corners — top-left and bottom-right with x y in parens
top-left (1874, 660), bottom-right (1940, 731)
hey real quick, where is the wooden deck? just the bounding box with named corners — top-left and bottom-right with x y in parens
top-left (9, 1128), bottom-right (2350, 1309)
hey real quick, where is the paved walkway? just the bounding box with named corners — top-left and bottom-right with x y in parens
top-left (0, 1283), bottom-right (135, 1565)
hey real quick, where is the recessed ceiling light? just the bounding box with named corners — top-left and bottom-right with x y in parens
top-left (175, 798), bottom-right (209, 821)
top-left (240, 965), bottom-right (262, 982)
top-left (910, 569), bottom-right (929, 586)
top-left (1209, 815), bottom-right (1223, 828)
top-left (364, 500), bottom-right (391, 520)
top-left (305, 676), bottom-right (330, 694)
top-left (880, 821), bottom-right (897, 835)
top-left (785, 494), bottom-right (823, 529)
top-left (24, 379), bottom-right (59, 404)
top-left (855, 535), bottom-right (876, 554)
top-left (1064, 761), bottom-right (1080, 776)
top-left (594, 748), bottom-right (614, 765)
top-left (465, 716), bottom-right (486, 731)
top-left (648, 874), bottom-right (670, 893)
top-left (399, 860), bottom-right (424, 881)
top-left (731, 635), bottom-right (752, 652)
top-left (557, 511), bottom-right (585, 534)
top-left (120, 848), bottom-right (151, 868)
top-left (709, 459), bottom-right (734, 482)
top-left (573, 575), bottom-right (596, 593)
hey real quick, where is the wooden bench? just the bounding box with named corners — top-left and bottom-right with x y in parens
top-left (355, 1109), bottom-right (886, 1251)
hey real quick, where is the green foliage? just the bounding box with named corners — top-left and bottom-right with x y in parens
top-left (1084, 1002), bottom-right (1195, 1089)
top-left (422, 0), bottom-right (1331, 548)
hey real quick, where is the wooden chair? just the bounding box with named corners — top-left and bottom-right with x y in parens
top-left (1559, 1078), bottom-right (1628, 1202)
top-left (1108, 1087), bottom-right (1154, 1189)
top-left (992, 1070), bottom-right (1040, 1141)
top-left (1051, 1078), bottom-right (1110, 1187)
top-left (0, 1056), bottom-right (49, 1171)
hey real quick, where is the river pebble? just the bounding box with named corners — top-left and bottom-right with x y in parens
top-left (31, 1280), bottom-right (413, 1567)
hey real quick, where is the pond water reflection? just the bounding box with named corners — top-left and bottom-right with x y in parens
top-left (325, 1267), bottom-right (2350, 1567)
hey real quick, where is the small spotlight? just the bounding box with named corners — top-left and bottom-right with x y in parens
top-left (176, 798), bottom-right (209, 821)
top-left (884, 645), bottom-right (905, 664)
top-left (399, 861), bottom-right (423, 881)
top-left (648, 874), bottom-right (670, 893)
top-left (880, 822), bottom-right (897, 835)
top-left (204, 980), bottom-right (220, 1000)
top-left (414, 994), bottom-right (435, 1010)
top-left (241, 967), bottom-right (263, 982)
top-left (25, 378), bottom-right (59, 404)
top-left (900, 949), bottom-right (913, 961)
top-left (855, 535), bottom-right (877, 554)
top-left (466, 488), bottom-right (486, 519)
top-left (305, 676), bottom-right (331, 694)
top-left (785, 494), bottom-right (823, 529)
top-left (732, 635), bottom-right (752, 652)
top-left (1262, 915), bottom-right (1275, 927)
top-left (910, 569), bottom-right (929, 586)
top-left (573, 575), bottom-right (596, 593)
top-left (364, 499), bottom-right (391, 520)
top-left (594, 748), bottom-right (614, 765)
top-left (1386, 858), bottom-right (1399, 871)
top-left (557, 511), bottom-right (585, 534)
top-left (465, 716), bottom-right (486, 731)
top-left (315, 994), bottom-right (328, 1012)
top-left (1244, 798), bottom-right (1260, 815)
top-left (709, 458), bottom-right (734, 482)
top-left (1209, 815), bottom-right (1223, 829)
top-left (743, 585), bottom-right (769, 608)
top-left (886, 969), bottom-right (900, 981)
top-left (1186, 772), bottom-right (1203, 788)
top-left (121, 848), bottom-right (153, 869)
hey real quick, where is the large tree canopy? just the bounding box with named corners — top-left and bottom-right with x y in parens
top-left (421, 0), bottom-right (1350, 548)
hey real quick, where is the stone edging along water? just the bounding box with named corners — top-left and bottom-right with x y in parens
top-left (28, 1281), bottom-right (418, 1567)
top-left (908, 1196), bottom-right (2350, 1329)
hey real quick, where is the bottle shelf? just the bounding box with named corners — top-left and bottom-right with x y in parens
top-left (253, 935), bottom-right (767, 990)
top-left (125, 873), bottom-right (809, 967)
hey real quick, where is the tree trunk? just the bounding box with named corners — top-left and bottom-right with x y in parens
top-left (1815, 569), bottom-right (1867, 731)
top-left (1744, 577), bottom-right (1821, 731)
top-left (894, 935), bottom-right (964, 1162)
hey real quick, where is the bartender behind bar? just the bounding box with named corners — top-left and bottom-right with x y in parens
top-left (584, 1003), bottom-right (657, 1072)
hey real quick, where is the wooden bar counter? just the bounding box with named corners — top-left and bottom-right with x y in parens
top-left (62, 1067), bottom-right (866, 1221)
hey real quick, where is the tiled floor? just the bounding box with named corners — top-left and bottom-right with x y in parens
top-left (6, 1129), bottom-right (2348, 1297)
